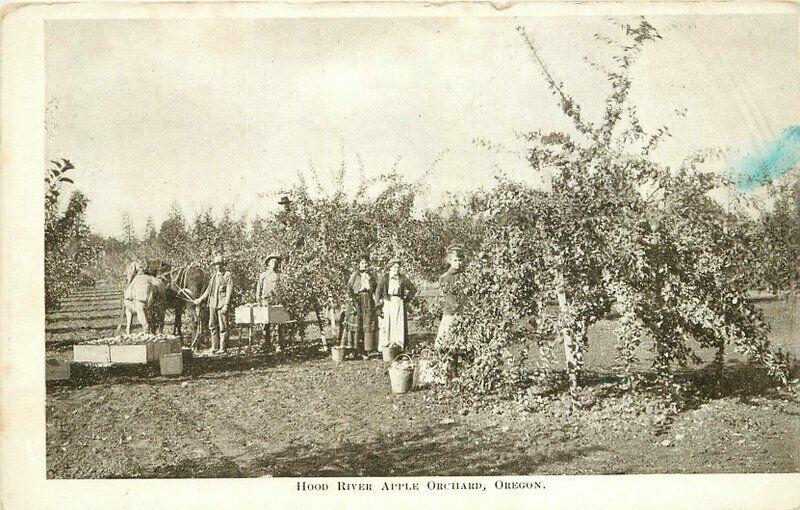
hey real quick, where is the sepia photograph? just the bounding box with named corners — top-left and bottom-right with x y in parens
top-left (26, 4), bottom-right (800, 484)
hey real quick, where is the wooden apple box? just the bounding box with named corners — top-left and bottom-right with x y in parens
top-left (235, 305), bottom-right (291, 325)
top-left (152, 337), bottom-right (182, 360)
top-left (159, 353), bottom-right (183, 376)
top-left (253, 305), bottom-right (290, 324)
top-left (73, 344), bottom-right (111, 364)
top-left (45, 359), bottom-right (71, 381)
top-left (110, 341), bottom-right (154, 364)
top-left (235, 305), bottom-right (254, 324)
top-left (168, 337), bottom-right (182, 352)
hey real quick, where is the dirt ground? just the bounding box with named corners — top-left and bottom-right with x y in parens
top-left (46, 287), bottom-right (800, 478)
top-left (46, 347), bottom-right (799, 478)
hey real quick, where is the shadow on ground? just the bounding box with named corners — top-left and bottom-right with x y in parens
top-left (131, 423), bottom-right (607, 478)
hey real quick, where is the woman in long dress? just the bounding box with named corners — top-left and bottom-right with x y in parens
top-left (343, 256), bottom-right (378, 359)
top-left (375, 258), bottom-right (417, 351)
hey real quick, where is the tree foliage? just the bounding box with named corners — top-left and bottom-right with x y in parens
top-left (45, 160), bottom-right (100, 310)
top-left (100, 161), bottom-right (483, 339)
top-left (434, 19), bottom-right (789, 403)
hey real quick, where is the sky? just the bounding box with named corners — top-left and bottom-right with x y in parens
top-left (44, 15), bottom-right (799, 237)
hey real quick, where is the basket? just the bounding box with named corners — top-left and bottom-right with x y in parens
top-left (331, 345), bottom-right (346, 363)
top-left (388, 353), bottom-right (415, 394)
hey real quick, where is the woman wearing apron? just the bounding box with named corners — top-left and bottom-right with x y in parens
top-left (375, 258), bottom-right (417, 351)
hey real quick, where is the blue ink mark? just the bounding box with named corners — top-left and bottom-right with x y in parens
top-left (732, 126), bottom-right (800, 190)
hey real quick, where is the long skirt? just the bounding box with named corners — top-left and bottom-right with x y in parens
top-left (357, 291), bottom-right (378, 352)
top-left (379, 296), bottom-right (406, 350)
top-left (343, 292), bottom-right (377, 352)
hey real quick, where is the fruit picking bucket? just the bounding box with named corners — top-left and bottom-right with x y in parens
top-left (389, 354), bottom-right (415, 394)
top-left (331, 345), bottom-right (345, 363)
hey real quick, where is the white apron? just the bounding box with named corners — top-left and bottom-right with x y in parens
top-left (379, 296), bottom-right (405, 349)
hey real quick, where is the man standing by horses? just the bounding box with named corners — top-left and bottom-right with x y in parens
top-left (194, 254), bottom-right (234, 355)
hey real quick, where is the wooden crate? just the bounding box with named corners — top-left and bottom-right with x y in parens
top-left (73, 344), bottom-right (111, 364)
top-left (234, 305), bottom-right (253, 324)
top-left (236, 305), bottom-right (291, 325)
top-left (110, 342), bottom-right (154, 364)
top-left (159, 353), bottom-right (183, 376)
top-left (152, 337), bottom-right (182, 360)
top-left (253, 305), bottom-right (291, 324)
top-left (45, 359), bottom-right (71, 381)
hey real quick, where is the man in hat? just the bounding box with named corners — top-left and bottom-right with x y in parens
top-left (435, 244), bottom-right (466, 371)
top-left (256, 253), bottom-right (284, 352)
top-left (278, 196), bottom-right (292, 209)
top-left (194, 254), bottom-right (234, 354)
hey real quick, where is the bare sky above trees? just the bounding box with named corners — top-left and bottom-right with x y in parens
top-left (45, 15), bottom-right (798, 237)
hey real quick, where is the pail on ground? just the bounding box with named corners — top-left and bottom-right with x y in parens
top-left (160, 353), bottom-right (183, 376)
top-left (382, 344), bottom-right (403, 363)
top-left (389, 354), bottom-right (415, 394)
top-left (331, 345), bottom-right (346, 363)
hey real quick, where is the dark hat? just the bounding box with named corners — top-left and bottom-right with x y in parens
top-left (264, 253), bottom-right (282, 265)
top-left (278, 196), bottom-right (292, 206)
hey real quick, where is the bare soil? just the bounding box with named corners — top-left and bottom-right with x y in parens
top-left (45, 287), bottom-right (800, 478)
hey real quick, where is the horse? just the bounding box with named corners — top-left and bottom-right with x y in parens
top-left (137, 259), bottom-right (209, 342)
top-left (120, 274), bottom-right (167, 334)
top-left (169, 264), bottom-right (209, 349)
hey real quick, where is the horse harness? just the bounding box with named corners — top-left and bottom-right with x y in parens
top-left (156, 264), bottom-right (198, 303)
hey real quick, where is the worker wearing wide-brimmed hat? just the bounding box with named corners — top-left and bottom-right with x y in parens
top-left (256, 253), bottom-right (285, 352)
top-left (435, 243), bottom-right (466, 354)
top-left (375, 257), bottom-right (417, 351)
top-left (195, 254), bottom-right (234, 354)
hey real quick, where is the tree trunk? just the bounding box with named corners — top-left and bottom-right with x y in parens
top-left (313, 303), bottom-right (326, 348)
top-left (557, 283), bottom-right (586, 407)
top-left (790, 281), bottom-right (799, 339)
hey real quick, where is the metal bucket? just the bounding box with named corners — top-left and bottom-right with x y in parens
top-left (331, 345), bottom-right (346, 363)
top-left (389, 354), bottom-right (415, 394)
